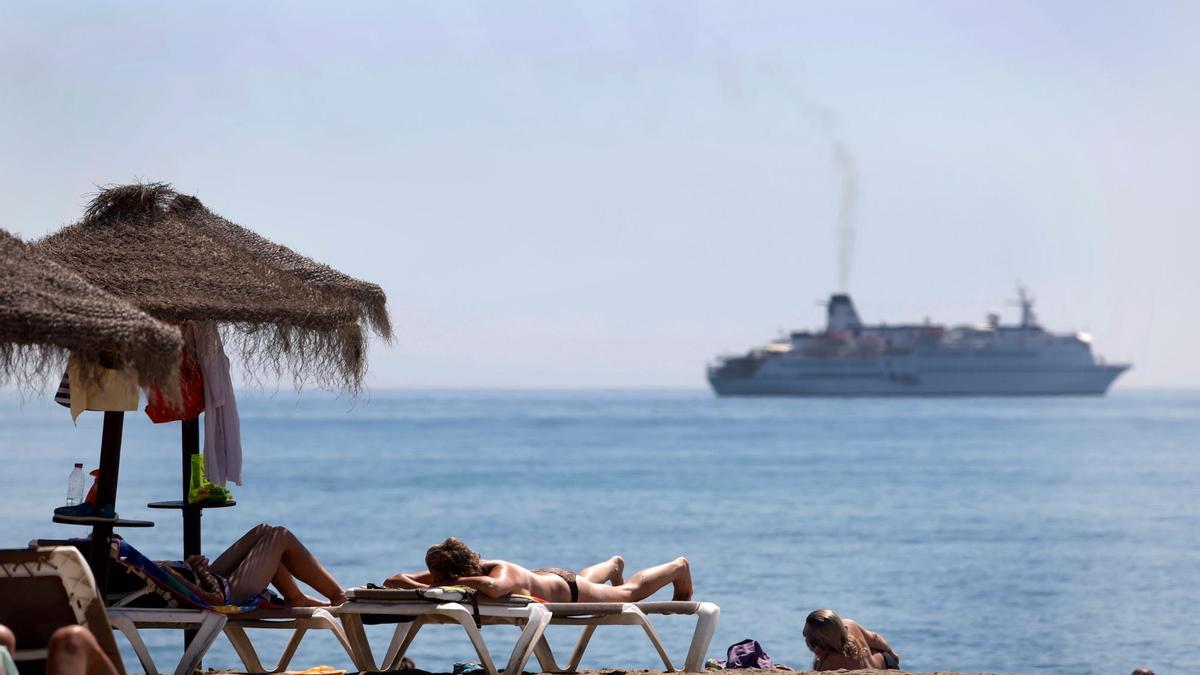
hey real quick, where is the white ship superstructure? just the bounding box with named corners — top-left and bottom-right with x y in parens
top-left (707, 289), bottom-right (1129, 396)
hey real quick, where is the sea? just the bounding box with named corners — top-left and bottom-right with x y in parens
top-left (1, 389), bottom-right (1197, 674)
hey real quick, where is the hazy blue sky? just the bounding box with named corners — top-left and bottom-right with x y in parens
top-left (3, 2), bottom-right (1197, 388)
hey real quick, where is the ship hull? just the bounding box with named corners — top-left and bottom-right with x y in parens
top-left (709, 361), bottom-right (1129, 397)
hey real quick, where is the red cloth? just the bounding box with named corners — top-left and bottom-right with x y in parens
top-left (85, 469), bottom-right (99, 505)
top-left (145, 347), bottom-right (205, 423)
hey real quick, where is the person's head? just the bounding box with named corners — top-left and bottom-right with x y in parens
top-left (425, 537), bottom-right (482, 584)
top-left (1131, 669), bottom-right (1155, 675)
top-left (803, 609), bottom-right (862, 660)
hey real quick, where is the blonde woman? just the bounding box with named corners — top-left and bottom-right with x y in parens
top-left (803, 609), bottom-right (900, 671)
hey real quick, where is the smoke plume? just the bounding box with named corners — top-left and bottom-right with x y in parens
top-left (712, 59), bottom-right (861, 293)
top-left (802, 104), bottom-right (860, 293)
top-left (832, 139), bottom-right (858, 293)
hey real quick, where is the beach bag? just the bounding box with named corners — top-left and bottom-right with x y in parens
top-left (725, 639), bottom-right (775, 669)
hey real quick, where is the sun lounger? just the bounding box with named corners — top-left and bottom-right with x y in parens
top-left (107, 605), bottom-right (353, 675)
top-left (0, 546), bottom-right (134, 675)
top-left (104, 540), bottom-right (357, 674)
top-left (336, 587), bottom-right (552, 675)
top-left (532, 600), bottom-right (720, 673)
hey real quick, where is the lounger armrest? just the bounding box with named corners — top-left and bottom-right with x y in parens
top-left (542, 602), bottom-right (628, 616)
top-left (635, 601), bottom-right (703, 615)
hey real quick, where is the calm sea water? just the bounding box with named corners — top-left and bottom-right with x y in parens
top-left (1, 389), bottom-right (1197, 674)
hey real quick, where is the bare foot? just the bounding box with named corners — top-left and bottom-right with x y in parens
top-left (610, 556), bottom-right (625, 585)
top-left (671, 557), bottom-right (693, 601)
top-left (285, 593), bottom-right (331, 608)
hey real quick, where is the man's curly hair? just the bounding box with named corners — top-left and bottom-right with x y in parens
top-left (425, 537), bottom-right (483, 581)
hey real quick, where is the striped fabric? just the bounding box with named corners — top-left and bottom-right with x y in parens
top-left (54, 370), bottom-right (70, 407)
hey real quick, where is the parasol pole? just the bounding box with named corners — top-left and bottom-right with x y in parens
top-left (181, 417), bottom-right (201, 650)
top-left (181, 418), bottom-right (202, 558)
top-left (87, 411), bottom-right (125, 598)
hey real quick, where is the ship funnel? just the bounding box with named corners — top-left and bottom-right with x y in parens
top-left (826, 293), bottom-right (862, 333)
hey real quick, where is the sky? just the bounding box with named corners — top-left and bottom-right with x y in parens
top-left (2, 1), bottom-right (1198, 389)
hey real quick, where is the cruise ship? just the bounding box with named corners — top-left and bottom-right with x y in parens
top-left (707, 289), bottom-right (1129, 396)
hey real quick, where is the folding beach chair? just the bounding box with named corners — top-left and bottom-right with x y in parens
top-left (533, 600), bottom-right (720, 673)
top-left (336, 586), bottom-right (552, 675)
top-left (20, 538), bottom-right (226, 675)
top-left (0, 545), bottom-right (149, 675)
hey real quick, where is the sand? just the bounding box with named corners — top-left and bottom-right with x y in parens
top-left (253, 662), bottom-right (993, 667)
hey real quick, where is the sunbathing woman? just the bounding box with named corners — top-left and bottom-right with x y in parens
top-left (383, 537), bottom-right (692, 603)
top-left (161, 523), bottom-right (345, 608)
top-left (803, 609), bottom-right (899, 671)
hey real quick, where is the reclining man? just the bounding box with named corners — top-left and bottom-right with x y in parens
top-left (384, 538), bottom-right (692, 603)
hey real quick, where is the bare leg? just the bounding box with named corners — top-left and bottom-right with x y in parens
top-left (576, 557), bottom-right (692, 602)
top-left (210, 523), bottom-right (274, 577)
top-left (272, 564), bottom-right (328, 607)
top-left (0, 624), bottom-right (14, 653)
top-left (44, 625), bottom-right (119, 675)
top-left (578, 556), bottom-right (625, 585)
top-left (225, 525), bottom-right (346, 605)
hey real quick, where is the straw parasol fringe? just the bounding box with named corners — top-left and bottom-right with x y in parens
top-left (0, 229), bottom-right (182, 396)
top-left (34, 184), bottom-right (368, 393)
top-left (218, 320), bottom-right (365, 392)
top-left (170, 194), bottom-right (392, 341)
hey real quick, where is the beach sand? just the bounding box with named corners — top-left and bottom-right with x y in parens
top-left (246, 662), bottom-right (984, 667)
top-left (510, 670), bottom-right (982, 675)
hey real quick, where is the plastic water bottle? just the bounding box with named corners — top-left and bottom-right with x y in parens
top-left (66, 463), bottom-right (84, 506)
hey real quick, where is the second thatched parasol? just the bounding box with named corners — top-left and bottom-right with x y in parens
top-left (2, 227), bottom-right (185, 593)
top-left (0, 228), bottom-right (181, 392)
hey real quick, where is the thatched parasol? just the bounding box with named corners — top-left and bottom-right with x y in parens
top-left (0, 228), bottom-right (181, 391)
top-left (33, 183), bottom-right (370, 392)
top-left (30, 183), bottom-right (391, 597)
top-left (170, 192), bottom-right (392, 341)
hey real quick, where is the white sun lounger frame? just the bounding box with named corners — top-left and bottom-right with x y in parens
top-left (533, 600), bottom-right (720, 673)
top-left (107, 605), bottom-right (357, 675)
top-left (336, 590), bottom-right (719, 675)
top-left (336, 597), bottom-right (552, 675)
top-left (107, 608), bottom-right (225, 675)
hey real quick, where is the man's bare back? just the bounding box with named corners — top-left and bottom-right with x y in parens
top-left (463, 560), bottom-right (573, 601)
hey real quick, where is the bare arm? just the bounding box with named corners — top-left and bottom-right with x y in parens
top-left (851, 621), bottom-right (897, 658)
top-left (383, 570), bottom-right (436, 589)
top-left (161, 565), bottom-right (223, 605)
